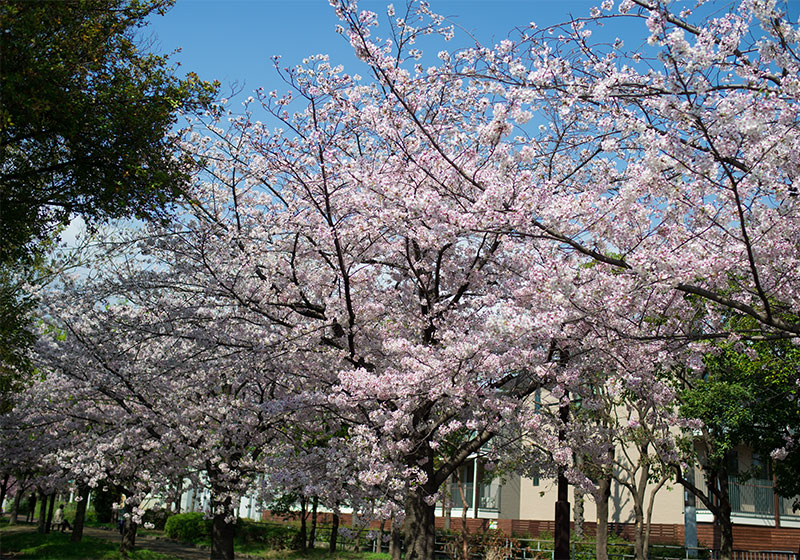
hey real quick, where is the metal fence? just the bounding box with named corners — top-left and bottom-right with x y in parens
top-left (427, 535), bottom-right (799, 560)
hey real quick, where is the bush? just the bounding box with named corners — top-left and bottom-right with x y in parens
top-left (164, 512), bottom-right (211, 543)
top-left (236, 520), bottom-right (300, 550)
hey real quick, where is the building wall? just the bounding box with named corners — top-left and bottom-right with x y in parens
top-left (514, 473), bottom-right (685, 526)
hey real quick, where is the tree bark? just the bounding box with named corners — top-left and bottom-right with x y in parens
top-left (454, 469), bottom-right (470, 560)
top-left (574, 489), bottom-right (585, 541)
top-left (717, 474), bottom-right (734, 560)
top-left (8, 485), bottom-right (23, 525)
top-left (210, 492), bottom-right (236, 560)
top-left (45, 492), bottom-right (56, 533)
top-left (298, 495), bottom-right (307, 552)
top-left (390, 515), bottom-right (402, 560)
top-left (630, 443), bottom-right (652, 560)
top-left (354, 523), bottom-right (362, 553)
top-left (329, 512), bottom-right (339, 553)
top-left (596, 472), bottom-right (612, 560)
top-left (554, 394), bottom-right (570, 560)
top-left (574, 455), bottom-right (584, 541)
top-left (172, 479), bottom-right (183, 514)
top-left (632, 500), bottom-right (645, 560)
top-left (71, 484), bottom-right (91, 542)
top-left (120, 518), bottom-right (138, 554)
top-left (37, 489), bottom-right (47, 533)
top-left (404, 489), bottom-right (437, 560)
top-left (674, 463), bottom-right (734, 560)
top-left (378, 519), bottom-right (386, 554)
top-left (644, 475), bottom-right (669, 557)
top-left (308, 496), bottom-right (318, 549)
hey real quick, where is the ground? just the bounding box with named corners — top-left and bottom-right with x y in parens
top-left (0, 522), bottom-right (210, 559)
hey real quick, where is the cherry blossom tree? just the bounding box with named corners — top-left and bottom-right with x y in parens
top-left (319, 1), bottom-right (800, 557)
top-left (15, 3), bottom-right (800, 560)
top-left (30, 227), bottom-right (307, 559)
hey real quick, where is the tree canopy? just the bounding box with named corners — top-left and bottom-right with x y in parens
top-left (2, 1), bottom-right (800, 560)
top-left (0, 0), bottom-right (217, 264)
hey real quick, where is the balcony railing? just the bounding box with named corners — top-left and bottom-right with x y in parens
top-left (729, 477), bottom-right (774, 515)
top-left (694, 475), bottom-right (800, 518)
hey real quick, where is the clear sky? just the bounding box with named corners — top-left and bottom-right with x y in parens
top-left (145, 0), bottom-right (603, 97)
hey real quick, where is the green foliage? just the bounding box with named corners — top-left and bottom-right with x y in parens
top-left (163, 512), bottom-right (211, 543)
top-left (237, 520), bottom-right (301, 550)
top-left (0, 249), bottom-right (53, 410)
top-left (681, 334), bottom-right (800, 500)
top-left (0, 0), bottom-right (218, 264)
top-left (0, 529), bottom-right (172, 559)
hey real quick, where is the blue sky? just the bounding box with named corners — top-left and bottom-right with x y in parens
top-left (145, 0), bottom-right (603, 96)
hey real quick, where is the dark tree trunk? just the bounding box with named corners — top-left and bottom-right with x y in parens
top-left (390, 517), bottom-right (403, 560)
top-left (596, 473), bottom-right (612, 560)
top-left (554, 395), bottom-right (571, 560)
top-left (45, 492), bottom-right (56, 533)
top-left (329, 512), bottom-right (339, 553)
top-left (404, 489), bottom-right (437, 560)
top-left (308, 496), bottom-right (318, 550)
top-left (676, 463), bottom-right (734, 560)
top-left (172, 479), bottom-right (183, 514)
top-left (37, 489), bottom-right (47, 533)
top-left (354, 523), bottom-right (362, 553)
top-left (71, 484), bottom-right (90, 542)
top-left (716, 474), bottom-right (734, 560)
top-left (9, 485), bottom-right (23, 525)
top-left (378, 519), bottom-right (386, 554)
top-left (209, 493), bottom-right (236, 560)
top-left (298, 495), bottom-right (307, 552)
top-left (120, 518), bottom-right (138, 554)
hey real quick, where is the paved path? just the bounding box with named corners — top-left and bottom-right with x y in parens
top-left (0, 523), bottom-right (214, 560)
top-left (83, 525), bottom-right (212, 559)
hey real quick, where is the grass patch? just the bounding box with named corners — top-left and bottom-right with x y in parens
top-left (248, 550), bottom-right (389, 560)
top-left (0, 530), bottom-right (172, 559)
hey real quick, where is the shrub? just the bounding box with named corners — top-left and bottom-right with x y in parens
top-left (236, 520), bottom-right (300, 550)
top-left (164, 512), bottom-right (211, 543)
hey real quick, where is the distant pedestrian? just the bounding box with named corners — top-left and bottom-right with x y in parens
top-left (26, 493), bottom-right (37, 523)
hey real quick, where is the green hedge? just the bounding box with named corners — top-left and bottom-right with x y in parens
top-left (164, 512), bottom-right (211, 543)
top-left (237, 520), bottom-right (301, 549)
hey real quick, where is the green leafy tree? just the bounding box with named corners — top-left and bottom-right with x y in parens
top-left (0, 0), bottom-right (217, 264)
top-left (0, 0), bottom-right (216, 404)
top-left (677, 337), bottom-right (800, 558)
